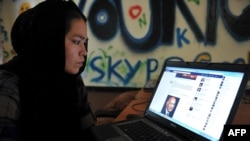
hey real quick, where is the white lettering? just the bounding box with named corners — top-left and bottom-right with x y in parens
top-left (228, 129), bottom-right (247, 136)
top-left (228, 129), bottom-right (235, 136)
top-left (241, 129), bottom-right (246, 136)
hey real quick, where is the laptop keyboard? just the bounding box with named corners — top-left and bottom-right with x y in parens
top-left (117, 121), bottom-right (179, 141)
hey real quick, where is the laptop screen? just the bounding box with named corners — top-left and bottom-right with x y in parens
top-left (147, 62), bottom-right (247, 141)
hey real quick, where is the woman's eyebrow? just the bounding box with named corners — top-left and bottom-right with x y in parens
top-left (72, 34), bottom-right (88, 42)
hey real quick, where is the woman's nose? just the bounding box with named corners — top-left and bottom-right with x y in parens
top-left (80, 45), bottom-right (87, 56)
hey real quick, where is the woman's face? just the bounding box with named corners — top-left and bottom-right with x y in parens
top-left (65, 18), bottom-right (88, 74)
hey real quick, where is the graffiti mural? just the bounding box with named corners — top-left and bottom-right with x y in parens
top-left (1, 0), bottom-right (250, 88)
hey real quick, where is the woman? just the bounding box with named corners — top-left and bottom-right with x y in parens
top-left (0, 0), bottom-right (96, 140)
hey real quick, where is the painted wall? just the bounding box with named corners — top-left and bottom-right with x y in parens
top-left (1, 0), bottom-right (250, 88)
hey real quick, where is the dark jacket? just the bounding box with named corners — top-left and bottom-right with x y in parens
top-left (0, 70), bottom-right (20, 141)
top-left (0, 1), bottom-right (96, 140)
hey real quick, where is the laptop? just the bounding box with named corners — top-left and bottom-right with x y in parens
top-left (91, 61), bottom-right (250, 141)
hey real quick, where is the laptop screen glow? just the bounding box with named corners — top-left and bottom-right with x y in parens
top-left (148, 66), bottom-right (244, 141)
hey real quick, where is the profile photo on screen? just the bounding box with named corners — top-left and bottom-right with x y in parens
top-left (161, 95), bottom-right (180, 117)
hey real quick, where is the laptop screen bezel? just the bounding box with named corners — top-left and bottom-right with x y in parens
top-left (144, 61), bottom-right (250, 141)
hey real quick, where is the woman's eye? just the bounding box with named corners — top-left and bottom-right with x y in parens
top-left (73, 40), bottom-right (81, 45)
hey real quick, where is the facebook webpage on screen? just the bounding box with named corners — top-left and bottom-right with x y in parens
top-left (149, 67), bottom-right (244, 141)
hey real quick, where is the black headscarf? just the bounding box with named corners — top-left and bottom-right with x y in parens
top-left (11, 0), bottom-right (87, 75)
top-left (0, 0), bottom-right (92, 140)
